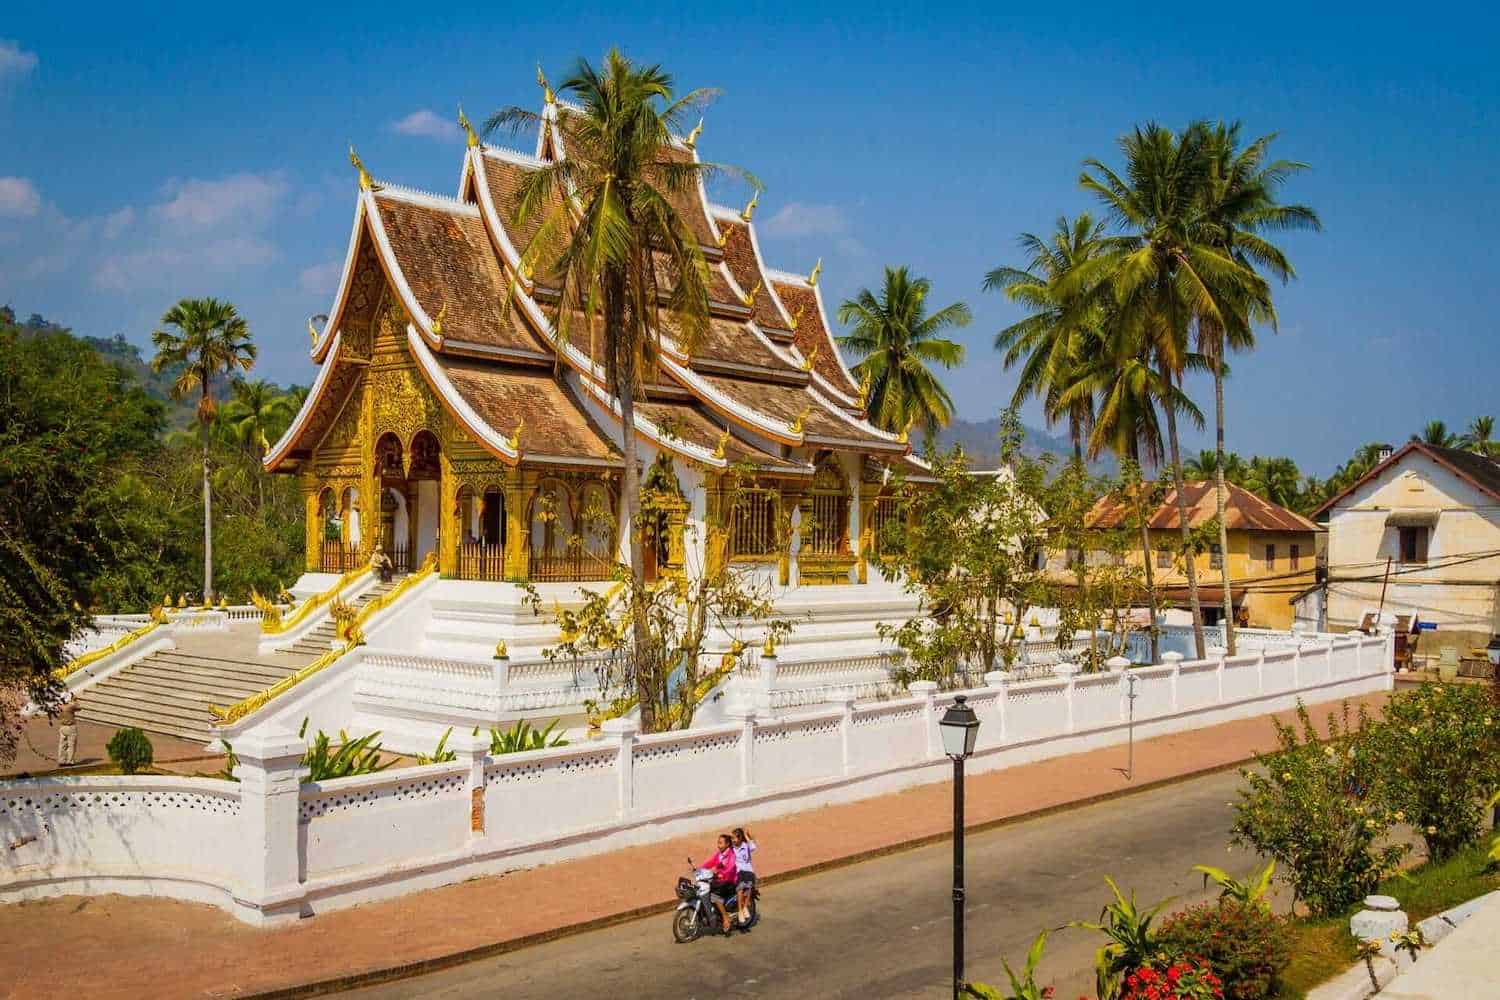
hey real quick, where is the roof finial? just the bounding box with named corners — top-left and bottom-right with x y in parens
top-left (713, 428), bottom-right (730, 460)
top-left (307, 316), bottom-right (321, 346)
top-left (808, 258), bottom-right (822, 287)
top-left (536, 64), bottom-right (555, 105)
top-left (348, 144), bottom-right (374, 191)
top-left (740, 190), bottom-right (759, 222)
top-left (789, 304), bottom-right (805, 332)
top-left (430, 303), bottom-right (447, 337)
top-left (686, 118), bottom-right (704, 149)
top-left (715, 228), bottom-right (729, 248)
top-left (458, 105), bottom-right (480, 148)
top-left (898, 416), bottom-right (914, 444)
top-left (508, 419), bottom-right (524, 452)
top-left (741, 279), bottom-right (761, 307)
top-left (790, 405), bottom-right (810, 436)
top-left (800, 344), bottom-right (818, 372)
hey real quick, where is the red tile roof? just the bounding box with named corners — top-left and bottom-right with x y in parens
top-left (1086, 481), bottom-right (1319, 533)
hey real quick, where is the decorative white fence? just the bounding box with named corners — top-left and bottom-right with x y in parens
top-left (1, 632), bottom-right (1393, 925)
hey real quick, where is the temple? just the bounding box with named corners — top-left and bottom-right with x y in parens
top-left (266, 90), bottom-right (932, 593)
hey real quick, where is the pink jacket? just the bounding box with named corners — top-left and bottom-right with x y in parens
top-left (701, 847), bottom-right (737, 884)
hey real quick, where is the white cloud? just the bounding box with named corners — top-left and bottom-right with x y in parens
top-left (299, 259), bottom-right (344, 296)
top-left (0, 176), bottom-right (41, 217)
top-left (390, 109), bottom-right (459, 141)
top-left (0, 40), bottom-right (38, 80)
top-left (101, 207), bottom-right (135, 239)
top-left (154, 173), bottom-right (288, 228)
top-left (759, 201), bottom-right (850, 239)
top-left (95, 237), bottom-right (278, 292)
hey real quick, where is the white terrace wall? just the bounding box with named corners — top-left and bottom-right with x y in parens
top-left (1, 633), bottom-right (1392, 925)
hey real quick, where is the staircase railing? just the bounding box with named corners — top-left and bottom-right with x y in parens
top-left (255, 563), bottom-right (372, 636)
top-left (213, 554), bottom-right (439, 727)
top-left (54, 612), bottom-right (169, 682)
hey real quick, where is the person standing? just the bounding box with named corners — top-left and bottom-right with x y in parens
top-left (732, 827), bottom-right (757, 925)
top-left (57, 694), bottom-right (79, 767)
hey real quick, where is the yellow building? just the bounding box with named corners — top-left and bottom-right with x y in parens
top-left (1077, 481), bottom-right (1321, 630)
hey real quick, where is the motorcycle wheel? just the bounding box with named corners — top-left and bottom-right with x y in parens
top-left (741, 896), bottom-right (759, 930)
top-left (671, 908), bottom-right (700, 943)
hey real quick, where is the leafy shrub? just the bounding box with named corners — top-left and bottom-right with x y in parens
top-left (1119, 959), bottom-right (1223, 1000)
top-left (1191, 861), bottom-right (1275, 906)
top-left (298, 717), bottom-right (391, 782)
top-left (1368, 682), bottom-right (1500, 860)
top-left (1070, 877), bottom-right (1168, 999)
top-left (487, 718), bottom-right (568, 755)
top-left (963, 930), bottom-right (1054, 1000)
top-left (1156, 899), bottom-right (1291, 1000)
top-left (415, 727), bottom-right (456, 765)
top-left (1230, 702), bottom-right (1406, 916)
top-left (106, 727), bottom-right (154, 774)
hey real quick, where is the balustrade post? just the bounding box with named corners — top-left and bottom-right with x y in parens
top-left (232, 728), bottom-right (307, 921)
top-left (983, 670), bottom-right (1009, 742)
top-left (757, 652), bottom-right (779, 717)
top-left (726, 704), bottom-right (758, 795)
top-left (491, 646), bottom-right (511, 694)
top-left (1256, 649), bottom-right (1267, 696)
top-left (1106, 656), bottom-right (1131, 720)
top-left (452, 730), bottom-right (490, 840)
top-left (1162, 651), bottom-right (1183, 712)
top-left (1054, 662), bottom-right (1081, 733)
top-left (1215, 649), bottom-right (1226, 703)
top-left (602, 718), bottom-right (637, 818)
top-left (910, 680), bottom-right (939, 757)
top-left (836, 692), bottom-right (858, 776)
top-left (1291, 642), bottom-right (1302, 690)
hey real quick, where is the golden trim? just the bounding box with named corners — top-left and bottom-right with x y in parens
top-left (54, 620), bottom-right (164, 681)
top-left (740, 191), bottom-right (759, 222)
top-left (458, 106), bottom-right (479, 148)
top-left (808, 258), bottom-right (822, 287)
top-left (349, 145), bottom-right (374, 191)
top-left (261, 564), bottom-right (372, 635)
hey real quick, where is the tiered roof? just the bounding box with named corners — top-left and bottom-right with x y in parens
top-left (267, 89), bottom-right (917, 480)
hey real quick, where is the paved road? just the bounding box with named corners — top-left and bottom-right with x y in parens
top-left (353, 770), bottom-right (1249, 999)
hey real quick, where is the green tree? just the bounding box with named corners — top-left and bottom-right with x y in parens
top-left (0, 315), bottom-right (165, 757)
top-left (1078, 122), bottom-right (1268, 659)
top-left (218, 378), bottom-right (295, 508)
top-left (837, 265), bottom-right (969, 441)
top-left (487, 51), bottom-right (729, 732)
top-left (1413, 420), bottom-right (1456, 447)
top-left (1462, 415), bottom-right (1496, 456)
top-left (149, 298), bottom-right (256, 602)
top-left (986, 214), bottom-right (1107, 461)
top-left (1242, 456), bottom-right (1302, 509)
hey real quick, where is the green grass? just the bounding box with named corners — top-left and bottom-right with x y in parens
top-left (1278, 840), bottom-right (1500, 997)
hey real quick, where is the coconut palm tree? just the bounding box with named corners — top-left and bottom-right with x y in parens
top-left (1462, 416), bottom-right (1496, 456)
top-left (1243, 456), bottom-right (1303, 509)
top-left (219, 378), bottom-right (296, 507)
top-left (985, 214), bottom-right (1108, 461)
top-left (1076, 123), bottom-right (1265, 658)
top-left (486, 51), bottom-right (727, 732)
top-left (150, 298), bottom-right (256, 602)
top-left (1413, 420), bottom-right (1457, 447)
top-left (1195, 122), bottom-right (1319, 654)
top-left (836, 265), bottom-right (969, 441)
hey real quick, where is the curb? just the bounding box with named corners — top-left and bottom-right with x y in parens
top-left (244, 756), bottom-right (1252, 998)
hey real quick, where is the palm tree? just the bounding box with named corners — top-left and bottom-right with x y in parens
top-left (220, 378), bottom-right (295, 506)
top-left (1462, 416), bottom-right (1496, 456)
top-left (1196, 122), bottom-right (1319, 654)
top-left (837, 266), bottom-right (969, 441)
top-left (986, 215), bottom-right (1107, 460)
top-left (487, 51), bottom-right (724, 732)
top-left (150, 298), bottom-right (256, 602)
top-left (1243, 456), bottom-right (1302, 509)
top-left (1414, 420), bottom-right (1456, 447)
top-left (1077, 123), bottom-right (1265, 658)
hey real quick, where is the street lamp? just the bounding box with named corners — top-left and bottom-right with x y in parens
top-left (940, 695), bottom-right (981, 999)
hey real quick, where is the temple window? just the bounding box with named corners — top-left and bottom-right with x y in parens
top-left (729, 487), bottom-right (779, 559)
top-left (806, 454), bottom-right (850, 556)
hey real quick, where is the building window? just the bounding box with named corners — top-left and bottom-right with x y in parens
top-left (730, 488), bottom-right (778, 558)
top-left (1209, 543), bottom-right (1223, 570)
top-left (1264, 543), bottom-right (1276, 569)
top-left (1290, 544), bottom-right (1301, 570)
top-left (1157, 548), bottom-right (1172, 570)
top-left (1398, 526), bottom-right (1429, 564)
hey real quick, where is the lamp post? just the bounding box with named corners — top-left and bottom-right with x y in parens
top-left (940, 694), bottom-right (981, 1000)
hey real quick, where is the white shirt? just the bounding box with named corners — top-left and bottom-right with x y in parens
top-left (733, 839), bottom-right (756, 874)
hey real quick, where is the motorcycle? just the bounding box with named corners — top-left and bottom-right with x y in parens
top-left (671, 863), bottom-right (760, 942)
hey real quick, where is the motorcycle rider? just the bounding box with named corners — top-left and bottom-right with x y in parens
top-left (697, 833), bottom-right (738, 932)
top-left (732, 827), bottom-right (757, 925)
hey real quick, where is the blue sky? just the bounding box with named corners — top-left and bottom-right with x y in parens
top-left (2, 3), bottom-right (1497, 473)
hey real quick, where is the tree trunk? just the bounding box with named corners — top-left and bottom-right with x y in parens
top-left (1132, 446), bottom-right (1160, 664)
top-left (201, 397), bottom-right (214, 604)
top-left (1213, 359), bottom-right (1236, 655)
top-left (609, 273), bottom-right (654, 732)
top-left (1160, 361), bottom-right (1205, 659)
top-left (1070, 415), bottom-right (1083, 465)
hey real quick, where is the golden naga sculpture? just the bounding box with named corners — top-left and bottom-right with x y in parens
top-left (458, 105), bottom-right (479, 148)
top-left (789, 304), bottom-right (805, 332)
top-left (149, 605), bottom-right (170, 625)
top-left (493, 640), bottom-right (508, 660)
top-left (808, 258), bottom-right (822, 287)
top-left (348, 144), bottom-right (374, 191)
top-left (789, 405), bottom-right (810, 436)
top-left (713, 428), bottom-right (731, 460)
top-left (307, 316), bottom-right (321, 346)
top-left (741, 279), bottom-right (761, 306)
top-left (430, 302), bottom-right (447, 337)
top-left (715, 228), bottom-right (729, 248)
top-left (507, 419), bottom-right (524, 452)
top-left (685, 118), bottom-right (703, 149)
top-left (800, 344), bottom-right (818, 372)
top-left (249, 587), bottom-right (282, 630)
top-left (740, 190), bottom-right (759, 222)
top-left (536, 63), bottom-right (554, 104)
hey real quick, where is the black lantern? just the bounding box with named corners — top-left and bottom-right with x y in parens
top-left (939, 694), bottom-right (981, 998)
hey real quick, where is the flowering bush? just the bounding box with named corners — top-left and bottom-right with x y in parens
top-left (1119, 960), bottom-right (1223, 1000)
top-left (1230, 702), bottom-right (1407, 916)
top-left (1368, 682), bottom-right (1500, 860)
top-left (1156, 899), bottom-right (1291, 1000)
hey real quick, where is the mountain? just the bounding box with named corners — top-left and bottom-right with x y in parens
top-left (934, 417), bottom-right (1116, 473)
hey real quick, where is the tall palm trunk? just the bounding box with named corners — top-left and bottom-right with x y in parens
top-left (200, 384), bottom-right (214, 603)
top-left (1159, 360), bottom-right (1205, 659)
top-left (1212, 355), bottom-right (1236, 655)
top-left (1131, 443), bottom-right (1160, 664)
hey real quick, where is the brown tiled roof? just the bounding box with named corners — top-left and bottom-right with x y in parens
top-left (717, 221), bottom-right (794, 331)
top-left (1310, 441), bottom-right (1500, 518)
top-left (771, 280), bottom-right (862, 398)
top-left (438, 360), bottom-right (619, 464)
top-left (476, 152), bottom-right (567, 282)
top-left (373, 193), bottom-right (547, 355)
top-left (635, 399), bottom-right (809, 475)
top-left (700, 374), bottom-right (896, 448)
top-left (1087, 481), bottom-right (1319, 533)
top-left (682, 316), bottom-right (795, 372)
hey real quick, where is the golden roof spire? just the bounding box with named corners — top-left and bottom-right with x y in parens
top-left (307, 316), bottom-right (321, 346)
top-left (536, 64), bottom-right (555, 105)
top-left (808, 258), bottom-right (822, 287)
top-left (348, 144), bottom-right (374, 191)
top-left (458, 105), bottom-right (479, 148)
top-left (686, 118), bottom-right (704, 149)
top-left (740, 190), bottom-right (759, 222)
